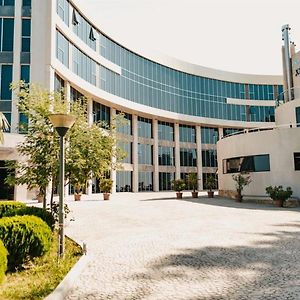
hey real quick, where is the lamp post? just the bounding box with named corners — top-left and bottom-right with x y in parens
top-left (49, 114), bottom-right (76, 257)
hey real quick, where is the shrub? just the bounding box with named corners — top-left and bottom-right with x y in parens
top-left (100, 178), bottom-right (113, 193)
top-left (3, 206), bottom-right (55, 231)
top-left (0, 216), bottom-right (52, 270)
top-left (266, 186), bottom-right (293, 201)
top-left (0, 240), bottom-right (7, 284)
top-left (171, 179), bottom-right (186, 192)
top-left (0, 201), bottom-right (26, 218)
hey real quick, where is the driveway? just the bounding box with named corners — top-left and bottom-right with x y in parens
top-left (65, 192), bottom-right (300, 300)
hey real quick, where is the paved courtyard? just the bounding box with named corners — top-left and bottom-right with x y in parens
top-left (65, 192), bottom-right (300, 300)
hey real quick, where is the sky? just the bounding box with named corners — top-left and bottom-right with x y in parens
top-left (78, 0), bottom-right (300, 75)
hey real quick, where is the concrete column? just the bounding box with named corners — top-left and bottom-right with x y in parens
top-left (110, 108), bottom-right (116, 194)
top-left (196, 126), bottom-right (203, 190)
top-left (132, 115), bottom-right (138, 192)
top-left (86, 179), bottom-right (92, 196)
top-left (64, 81), bottom-right (71, 197)
top-left (218, 127), bottom-right (223, 140)
top-left (11, 0), bottom-right (22, 133)
top-left (87, 99), bottom-right (93, 125)
top-left (174, 123), bottom-right (181, 179)
top-left (153, 119), bottom-right (159, 192)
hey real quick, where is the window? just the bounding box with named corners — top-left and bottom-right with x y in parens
top-left (72, 9), bottom-right (79, 25)
top-left (138, 144), bottom-right (152, 165)
top-left (2, 18), bottom-right (14, 51)
top-left (56, 31), bottom-right (69, 67)
top-left (1, 65), bottom-right (13, 100)
top-left (158, 121), bottom-right (174, 141)
top-left (89, 27), bottom-right (96, 41)
top-left (54, 73), bottom-right (64, 92)
top-left (139, 172), bottom-right (153, 191)
top-left (223, 128), bottom-right (243, 137)
top-left (296, 107), bottom-right (300, 127)
top-left (179, 125), bottom-right (196, 143)
top-left (223, 154), bottom-right (270, 174)
top-left (201, 127), bottom-right (218, 144)
top-left (20, 65), bottom-right (30, 82)
top-left (158, 146), bottom-right (174, 166)
top-left (21, 19), bottom-right (31, 52)
top-left (294, 153), bottom-right (300, 171)
top-left (93, 102), bottom-right (110, 125)
top-left (70, 87), bottom-right (84, 102)
top-left (159, 172), bottom-right (174, 191)
top-left (202, 150), bottom-right (217, 167)
top-left (116, 171), bottom-right (132, 192)
top-left (22, 0), bottom-right (30, 6)
top-left (56, 0), bottom-right (68, 24)
top-left (116, 112), bottom-right (132, 135)
top-left (1, 0), bottom-right (15, 6)
top-left (180, 148), bottom-right (197, 167)
top-left (118, 141), bottom-right (132, 164)
top-left (138, 117), bottom-right (152, 138)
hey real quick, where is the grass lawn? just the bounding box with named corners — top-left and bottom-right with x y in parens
top-left (0, 233), bottom-right (82, 300)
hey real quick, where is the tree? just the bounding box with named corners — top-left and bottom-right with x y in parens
top-left (6, 82), bottom-right (124, 206)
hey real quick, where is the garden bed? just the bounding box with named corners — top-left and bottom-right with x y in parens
top-left (0, 233), bottom-right (82, 300)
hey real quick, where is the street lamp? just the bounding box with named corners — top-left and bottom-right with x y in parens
top-left (49, 113), bottom-right (76, 257)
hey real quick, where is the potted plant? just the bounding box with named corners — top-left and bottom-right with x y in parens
top-left (171, 179), bottom-right (186, 199)
top-left (187, 173), bottom-right (198, 198)
top-left (100, 178), bottom-right (113, 200)
top-left (206, 175), bottom-right (217, 198)
top-left (74, 183), bottom-right (83, 201)
top-left (266, 185), bottom-right (293, 207)
top-left (232, 173), bottom-right (251, 202)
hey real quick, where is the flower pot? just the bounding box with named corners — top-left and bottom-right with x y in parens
top-left (176, 192), bottom-right (183, 199)
top-left (274, 199), bottom-right (284, 207)
top-left (191, 191), bottom-right (198, 198)
top-left (103, 193), bottom-right (110, 200)
top-left (74, 194), bottom-right (82, 201)
top-left (207, 191), bottom-right (214, 198)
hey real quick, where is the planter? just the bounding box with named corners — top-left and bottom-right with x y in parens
top-left (235, 194), bottom-right (243, 202)
top-left (103, 193), bottom-right (110, 200)
top-left (274, 199), bottom-right (284, 207)
top-left (191, 191), bottom-right (198, 198)
top-left (176, 192), bottom-right (183, 199)
top-left (74, 194), bottom-right (82, 201)
top-left (207, 191), bottom-right (214, 198)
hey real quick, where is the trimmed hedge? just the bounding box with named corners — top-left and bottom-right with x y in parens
top-left (0, 240), bottom-right (7, 284)
top-left (0, 216), bottom-right (52, 270)
top-left (0, 201), bottom-right (26, 218)
top-left (3, 206), bottom-right (55, 231)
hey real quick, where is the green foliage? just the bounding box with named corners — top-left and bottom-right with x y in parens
top-left (100, 178), bottom-right (113, 193)
top-left (232, 173), bottom-right (251, 195)
top-left (0, 216), bottom-right (52, 271)
top-left (0, 201), bottom-right (26, 218)
top-left (171, 179), bottom-right (186, 192)
top-left (3, 207), bottom-right (55, 231)
top-left (7, 82), bottom-right (123, 203)
top-left (0, 239), bottom-right (8, 284)
top-left (266, 185), bottom-right (293, 201)
top-left (187, 173), bottom-right (198, 192)
top-left (47, 202), bottom-right (70, 223)
top-left (206, 175), bottom-right (217, 191)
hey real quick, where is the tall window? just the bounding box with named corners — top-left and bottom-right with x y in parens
top-left (294, 153), bottom-right (300, 171)
top-left (158, 121), bottom-right (174, 141)
top-left (116, 171), bottom-right (132, 192)
top-left (158, 146), bottom-right (174, 166)
top-left (180, 148), bottom-right (197, 167)
top-left (54, 73), bottom-right (64, 92)
top-left (1, 0), bottom-right (15, 6)
top-left (21, 19), bottom-right (31, 52)
top-left (56, 31), bottom-right (69, 67)
top-left (179, 125), bottom-right (196, 143)
top-left (93, 102), bottom-right (110, 125)
top-left (117, 112), bottom-right (132, 135)
top-left (0, 18), bottom-right (14, 51)
top-left (138, 117), bottom-right (152, 138)
top-left (296, 107), bottom-right (300, 127)
top-left (201, 127), bottom-right (219, 144)
top-left (22, 0), bottom-right (30, 6)
top-left (139, 172), bottom-right (153, 191)
top-left (202, 150), bottom-right (217, 167)
top-left (56, 0), bottom-right (69, 24)
top-left (159, 172), bottom-right (174, 191)
top-left (138, 144), bottom-right (152, 165)
top-left (1, 65), bottom-right (12, 100)
top-left (118, 141), bottom-right (132, 164)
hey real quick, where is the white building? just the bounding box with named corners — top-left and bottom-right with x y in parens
top-left (0, 0), bottom-right (292, 200)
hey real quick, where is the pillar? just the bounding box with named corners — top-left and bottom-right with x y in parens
top-left (132, 115), bottom-right (138, 192)
top-left (174, 123), bottom-right (180, 179)
top-left (196, 125), bottom-right (203, 190)
top-left (153, 119), bottom-right (159, 191)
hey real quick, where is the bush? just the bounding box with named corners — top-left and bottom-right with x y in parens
top-left (266, 185), bottom-right (293, 201)
top-left (3, 206), bottom-right (55, 231)
top-left (0, 240), bottom-right (7, 284)
top-left (0, 216), bottom-right (52, 270)
top-left (171, 179), bottom-right (186, 192)
top-left (0, 201), bottom-right (26, 218)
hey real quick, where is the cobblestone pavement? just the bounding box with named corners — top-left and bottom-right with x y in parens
top-left (65, 192), bottom-right (300, 300)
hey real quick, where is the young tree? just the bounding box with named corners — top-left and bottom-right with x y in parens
top-left (6, 82), bottom-right (124, 206)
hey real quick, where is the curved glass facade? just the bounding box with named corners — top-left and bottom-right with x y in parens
top-left (56, 0), bottom-right (283, 123)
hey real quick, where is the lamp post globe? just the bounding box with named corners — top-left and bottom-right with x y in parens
top-left (49, 114), bottom-right (75, 257)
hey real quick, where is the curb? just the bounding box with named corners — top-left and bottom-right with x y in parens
top-left (44, 245), bottom-right (90, 300)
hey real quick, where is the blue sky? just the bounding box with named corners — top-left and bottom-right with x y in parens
top-left (77, 0), bottom-right (300, 75)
